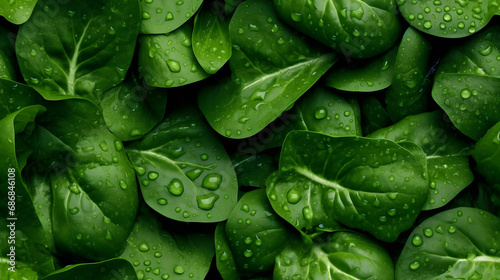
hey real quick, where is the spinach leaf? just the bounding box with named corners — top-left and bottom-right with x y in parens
top-left (193, 2), bottom-right (232, 74)
top-left (15, 0), bottom-right (140, 103)
top-left (0, 0), bottom-right (37, 24)
top-left (0, 26), bottom-right (17, 81)
top-left (267, 131), bottom-right (429, 242)
top-left (396, 207), bottom-right (500, 279)
top-left (472, 121), bottom-right (500, 211)
top-left (385, 26), bottom-right (432, 122)
top-left (126, 106), bottom-right (238, 222)
top-left (325, 45), bottom-right (398, 92)
top-left (0, 258), bottom-right (38, 280)
top-left (214, 222), bottom-right (239, 280)
top-left (369, 111), bottom-right (474, 210)
top-left (360, 96), bottom-right (392, 135)
top-left (41, 258), bottom-right (137, 280)
top-left (139, 0), bottom-right (203, 34)
top-left (397, 0), bottom-right (500, 38)
top-left (272, 0), bottom-right (402, 59)
top-left (0, 79), bottom-right (44, 119)
top-left (198, 0), bottom-right (337, 139)
top-left (432, 24), bottom-right (500, 140)
top-left (231, 153), bottom-right (277, 188)
top-left (138, 20), bottom-right (209, 88)
top-left (225, 189), bottom-right (298, 277)
top-left (274, 232), bottom-right (394, 280)
top-left (31, 99), bottom-right (139, 261)
top-left (101, 73), bottom-right (167, 141)
top-left (120, 206), bottom-right (214, 280)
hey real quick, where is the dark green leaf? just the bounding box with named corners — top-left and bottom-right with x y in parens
top-left (139, 0), bottom-right (203, 34)
top-left (41, 259), bottom-right (137, 280)
top-left (360, 96), bottom-right (392, 135)
top-left (0, 26), bottom-right (17, 80)
top-left (231, 153), bottom-right (276, 188)
top-left (215, 222), bottom-right (240, 280)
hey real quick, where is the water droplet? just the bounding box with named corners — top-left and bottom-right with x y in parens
top-left (167, 60), bottom-right (181, 72)
top-left (142, 12), bottom-right (151, 19)
top-left (409, 261), bottom-right (421, 270)
top-left (286, 189), bottom-right (302, 204)
top-left (165, 12), bottom-right (174, 21)
top-left (186, 168), bottom-right (203, 181)
top-left (302, 206), bottom-right (313, 220)
top-left (443, 13), bottom-right (452, 21)
top-left (423, 21), bottom-right (432, 29)
top-left (166, 179), bottom-right (184, 196)
top-left (448, 225), bottom-right (456, 233)
top-left (157, 198), bottom-right (168, 205)
top-left (479, 45), bottom-right (492, 56)
top-left (291, 12), bottom-right (303, 22)
top-left (200, 153), bottom-right (209, 161)
top-left (202, 173), bottom-right (222, 190)
top-left (69, 183), bottom-right (81, 194)
top-left (196, 193), bottom-right (219, 210)
top-left (174, 265), bottom-right (184, 274)
top-left (138, 243), bottom-right (150, 252)
top-left (424, 227), bottom-right (434, 237)
top-left (412, 234), bottom-right (423, 246)
top-left (148, 171), bottom-right (159, 180)
top-left (114, 140), bottom-right (123, 151)
top-left (69, 207), bottom-right (79, 215)
top-left (135, 166), bottom-right (146, 176)
top-left (30, 49), bottom-right (37, 56)
top-left (244, 249), bottom-right (253, 258)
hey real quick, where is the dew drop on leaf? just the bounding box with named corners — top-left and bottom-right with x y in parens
top-left (196, 193), bottom-right (220, 210)
top-left (412, 233), bottom-right (423, 246)
top-left (166, 179), bottom-right (184, 196)
top-left (202, 173), bottom-right (222, 190)
top-left (138, 242), bottom-right (150, 252)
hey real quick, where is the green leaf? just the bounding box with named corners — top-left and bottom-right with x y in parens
top-left (15, 0), bottom-right (141, 103)
top-left (138, 21), bottom-right (209, 88)
top-left (41, 259), bottom-right (137, 280)
top-left (126, 106), bottom-right (238, 222)
top-left (0, 79), bottom-right (44, 120)
top-left (231, 153), bottom-right (276, 188)
top-left (193, 2), bottom-right (232, 74)
top-left (360, 96), bottom-right (392, 135)
top-left (101, 74), bottom-right (168, 141)
top-left (31, 99), bottom-right (139, 261)
top-left (325, 45), bottom-right (398, 92)
top-left (0, 259), bottom-right (39, 280)
top-left (432, 24), bottom-right (500, 140)
top-left (396, 207), bottom-right (500, 279)
top-left (274, 232), bottom-right (394, 280)
top-left (266, 131), bottom-right (429, 242)
top-left (120, 206), bottom-right (214, 280)
top-left (272, 0), bottom-right (402, 59)
top-left (369, 111), bottom-right (474, 210)
top-left (139, 0), bottom-right (203, 34)
top-left (385, 26), bottom-right (432, 122)
top-left (0, 0), bottom-right (37, 24)
top-left (397, 0), bottom-right (499, 38)
top-left (215, 222), bottom-right (240, 280)
top-left (198, 0), bottom-right (337, 139)
top-left (0, 26), bottom-right (17, 80)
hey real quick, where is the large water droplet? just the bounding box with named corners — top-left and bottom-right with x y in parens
top-left (202, 173), bottom-right (222, 190)
top-left (138, 242), bottom-right (150, 252)
top-left (166, 179), bottom-right (184, 196)
top-left (314, 107), bottom-right (327, 120)
top-left (196, 193), bottom-right (219, 210)
top-left (412, 233), bottom-right (423, 246)
top-left (286, 189), bottom-right (302, 204)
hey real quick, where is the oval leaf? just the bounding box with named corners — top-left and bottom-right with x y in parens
top-left (139, 0), bottom-right (203, 34)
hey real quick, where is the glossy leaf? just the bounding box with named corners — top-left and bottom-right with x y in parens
top-left (32, 99), bottom-right (139, 261)
top-left (120, 206), bottom-right (214, 280)
top-left (225, 189), bottom-right (297, 276)
top-left (274, 232), bottom-right (394, 280)
top-left (267, 131), bottom-right (429, 242)
top-left (198, 0), bottom-right (337, 139)
top-left (272, 0), bottom-right (402, 59)
top-left (0, 0), bottom-right (37, 24)
top-left (138, 21), bottom-right (209, 88)
top-left (139, 0), bottom-right (203, 34)
top-left (369, 111), bottom-right (474, 210)
top-left (325, 45), bottom-right (398, 92)
top-left (0, 259), bottom-right (38, 280)
top-left (385, 26), bottom-right (432, 122)
top-left (231, 153), bottom-right (276, 188)
top-left (215, 222), bottom-right (240, 280)
top-left (0, 26), bottom-right (17, 80)
top-left (41, 258), bottom-right (137, 280)
top-left (396, 207), bottom-right (500, 279)
top-left (397, 0), bottom-right (500, 38)
top-left (15, 0), bottom-right (141, 103)
top-left (360, 96), bottom-right (392, 135)
top-left (126, 107), bottom-right (238, 222)
top-left (101, 74), bottom-right (167, 141)
top-left (432, 24), bottom-right (500, 140)
top-left (0, 79), bottom-right (44, 119)
top-left (193, 2), bottom-right (232, 74)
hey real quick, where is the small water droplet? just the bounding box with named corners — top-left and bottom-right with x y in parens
top-left (173, 265), bottom-right (184, 274)
top-left (291, 12), bottom-right (303, 22)
top-left (409, 261), bottom-right (421, 270)
top-left (286, 189), bottom-right (302, 204)
top-left (138, 243), bottom-right (150, 252)
top-left (69, 207), bottom-right (79, 215)
top-left (157, 198), bottom-right (168, 205)
top-left (148, 171), bottom-right (159, 180)
top-left (412, 233), bottom-right (423, 246)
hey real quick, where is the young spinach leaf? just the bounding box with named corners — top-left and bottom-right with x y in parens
top-left (231, 153), bottom-right (277, 189)
top-left (272, 0), bottom-right (402, 59)
top-left (432, 24), bottom-right (500, 140)
top-left (126, 106), bottom-right (238, 222)
top-left (397, 0), bottom-right (500, 38)
top-left (101, 73), bottom-right (167, 141)
top-left (193, 2), bottom-right (232, 74)
top-left (0, 259), bottom-right (39, 280)
top-left (0, 0), bottom-right (37, 24)
top-left (215, 222), bottom-right (240, 280)
top-left (15, 0), bottom-right (140, 103)
top-left (41, 258), bottom-right (137, 280)
top-left (138, 20), bottom-right (209, 88)
top-left (0, 26), bottom-right (17, 81)
top-left (369, 111), bottom-right (474, 210)
top-left (139, 0), bottom-right (203, 34)
top-left (396, 207), bottom-right (500, 279)
top-left (267, 131), bottom-right (429, 242)
top-left (360, 96), bottom-right (392, 135)
top-left (198, 0), bottom-right (337, 139)
top-left (120, 206), bottom-right (214, 280)
top-left (274, 232), bottom-right (394, 280)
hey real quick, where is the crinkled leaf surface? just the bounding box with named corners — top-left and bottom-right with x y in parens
top-left (139, 0), bottom-right (203, 34)
top-left (396, 207), bottom-right (500, 279)
top-left (138, 21), bottom-right (209, 88)
top-left (41, 258), bottom-right (137, 280)
top-left (397, 0), bottom-right (500, 38)
top-left (385, 26), bottom-right (432, 122)
top-left (274, 232), bottom-right (394, 280)
top-left (0, 0), bottom-right (37, 24)
top-left (325, 45), bottom-right (398, 92)
top-left (15, 0), bottom-right (140, 103)
top-left (32, 99), bottom-right (139, 261)
top-left (432, 24), bottom-right (500, 140)
top-left (272, 0), bottom-right (402, 59)
top-left (101, 74), bottom-right (167, 141)
top-left (193, 2), bottom-right (232, 74)
top-left (198, 0), bottom-right (337, 139)
top-left (369, 111), bottom-right (474, 210)
top-left (120, 206), bottom-right (214, 280)
top-left (126, 107), bottom-right (238, 222)
top-left (266, 131), bottom-right (429, 242)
